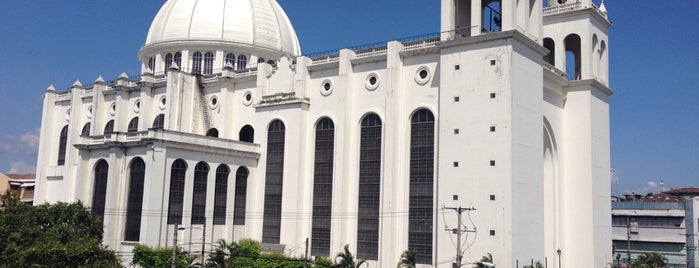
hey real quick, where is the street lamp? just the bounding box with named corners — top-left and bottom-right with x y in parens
top-left (556, 248), bottom-right (561, 268)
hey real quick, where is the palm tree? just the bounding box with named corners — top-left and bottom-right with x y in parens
top-left (473, 253), bottom-right (494, 268)
top-left (332, 244), bottom-right (366, 268)
top-left (632, 252), bottom-right (667, 268)
top-left (207, 239), bottom-right (238, 268)
top-left (397, 249), bottom-right (416, 268)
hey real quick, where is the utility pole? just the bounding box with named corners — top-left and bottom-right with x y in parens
top-left (201, 224), bottom-right (206, 267)
top-left (443, 205), bottom-right (476, 268)
top-left (304, 237), bottom-right (309, 268)
top-left (172, 224), bottom-right (178, 268)
top-left (626, 217), bottom-right (631, 265)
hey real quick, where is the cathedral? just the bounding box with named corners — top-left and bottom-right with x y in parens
top-left (34, 0), bottom-right (613, 267)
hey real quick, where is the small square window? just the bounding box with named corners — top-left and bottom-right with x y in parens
top-left (454, 129), bottom-right (460, 134)
top-left (453, 195), bottom-right (459, 201)
top-left (490, 230), bottom-right (496, 236)
top-left (490, 160), bottom-right (496, 166)
top-left (453, 162), bottom-right (459, 167)
top-left (490, 195), bottom-right (496, 201)
top-left (490, 60), bottom-right (496, 66)
top-left (454, 96), bottom-right (460, 102)
top-left (455, 65), bottom-right (460, 70)
top-left (490, 126), bottom-right (496, 132)
top-left (490, 93), bottom-right (496, 99)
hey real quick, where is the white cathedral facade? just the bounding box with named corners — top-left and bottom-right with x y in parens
top-left (34, 0), bottom-right (613, 267)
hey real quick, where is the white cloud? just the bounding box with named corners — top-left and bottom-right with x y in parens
top-left (19, 130), bottom-right (40, 152)
top-left (0, 130), bottom-right (40, 154)
top-left (633, 181), bottom-right (662, 195)
top-left (7, 161), bottom-right (36, 174)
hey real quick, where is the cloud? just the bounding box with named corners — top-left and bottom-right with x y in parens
top-left (0, 129), bottom-right (40, 155)
top-left (632, 181), bottom-right (662, 195)
top-left (19, 130), bottom-right (40, 151)
top-left (7, 161), bottom-right (36, 174)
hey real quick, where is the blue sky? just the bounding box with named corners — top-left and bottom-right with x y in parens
top-left (0, 1), bottom-right (696, 194)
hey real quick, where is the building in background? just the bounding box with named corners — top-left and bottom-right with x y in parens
top-left (0, 173), bottom-right (36, 204)
top-left (33, 0), bottom-right (613, 267)
top-left (612, 188), bottom-right (699, 267)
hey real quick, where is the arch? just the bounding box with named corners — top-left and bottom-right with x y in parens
top-left (543, 38), bottom-right (555, 66)
top-left (258, 57), bottom-right (266, 63)
top-left (125, 157), bottom-right (146, 241)
top-left (167, 159), bottom-right (188, 224)
top-left (408, 108), bottom-right (435, 264)
top-left (262, 119), bottom-right (286, 243)
top-left (127, 117), bottom-right (139, 133)
top-left (152, 114), bottom-right (165, 129)
top-left (174, 52), bottom-right (182, 68)
top-left (165, 53), bottom-right (173, 72)
top-left (311, 117), bottom-right (335, 256)
top-left (191, 161), bottom-right (209, 225)
top-left (234, 166), bottom-right (249, 225)
top-left (206, 128), bottom-right (219, 137)
top-left (203, 52), bottom-right (214, 75)
top-left (483, 0), bottom-right (502, 33)
top-left (239, 125), bottom-right (255, 143)
top-left (564, 34), bottom-right (582, 80)
top-left (192, 51), bottom-right (202, 74)
top-left (213, 164), bottom-right (230, 225)
top-left (147, 57), bottom-right (155, 72)
top-left (57, 125), bottom-right (68, 166)
top-left (225, 53), bottom-right (236, 65)
top-left (91, 159), bottom-right (109, 218)
top-left (592, 34), bottom-right (599, 78)
top-left (104, 120), bottom-right (115, 134)
top-left (357, 112), bottom-right (382, 260)
top-left (543, 117), bottom-right (560, 261)
top-left (81, 123), bottom-right (91, 136)
top-left (236, 55), bottom-right (247, 70)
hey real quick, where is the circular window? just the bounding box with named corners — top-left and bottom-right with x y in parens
top-left (133, 99), bottom-right (141, 113)
top-left (158, 96), bottom-right (167, 110)
top-left (365, 73), bottom-right (380, 91)
top-left (242, 91), bottom-right (254, 106)
top-left (109, 102), bottom-right (116, 116)
top-left (65, 108), bottom-right (71, 121)
top-left (208, 95), bottom-right (220, 110)
top-left (414, 66), bottom-right (432, 85)
top-left (320, 79), bottom-right (333, 96)
top-left (86, 105), bottom-right (93, 119)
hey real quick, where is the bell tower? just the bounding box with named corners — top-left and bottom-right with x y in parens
top-left (441, 0), bottom-right (543, 41)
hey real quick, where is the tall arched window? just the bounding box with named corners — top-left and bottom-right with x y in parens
top-left (57, 125), bottom-right (68, 165)
top-left (152, 114), bottom-right (165, 129)
top-left (225, 53), bottom-right (236, 66)
top-left (236, 55), bottom-right (247, 70)
top-left (165, 53), bottom-right (173, 72)
top-left (213, 164), bottom-right (230, 225)
top-left (174, 52), bottom-right (182, 69)
top-left (408, 109), bottom-right (435, 264)
top-left (543, 38), bottom-right (555, 66)
top-left (92, 159), bottom-right (109, 218)
top-left (239, 125), bottom-right (254, 143)
top-left (564, 34), bottom-right (582, 80)
top-left (191, 162), bottom-right (209, 225)
top-left (167, 159), bottom-right (187, 224)
top-left (125, 158), bottom-right (145, 241)
top-left (234, 167), bottom-right (249, 225)
top-left (311, 118), bottom-right (335, 256)
top-left (203, 52), bottom-right (214, 75)
top-left (147, 57), bottom-right (155, 72)
top-left (357, 113), bottom-right (382, 260)
top-left (262, 120), bottom-right (285, 243)
top-left (127, 117), bottom-right (139, 133)
top-left (81, 123), bottom-right (91, 136)
top-left (192, 52), bottom-right (203, 74)
top-left (104, 120), bottom-right (115, 134)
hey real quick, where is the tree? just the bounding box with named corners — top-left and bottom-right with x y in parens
top-left (131, 244), bottom-right (198, 268)
top-left (207, 239), bottom-right (238, 268)
top-left (397, 249), bottom-right (416, 268)
top-left (632, 252), bottom-right (667, 268)
top-left (332, 244), bottom-right (366, 268)
top-left (0, 191), bottom-right (122, 267)
top-left (473, 253), bottom-right (494, 268)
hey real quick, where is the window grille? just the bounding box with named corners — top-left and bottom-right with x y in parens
top-left (357, 113), bottom-right (382, 260)
top-left (167, 159), bottom-right (187, 224)
top-left (127, 117), bottom-right (139, 133)
top-left (192, 52), bottom-right (202, 74)
top-left (174, 52), bottom-right (182, 69)
top-left (213, 165), bottom-right (230, 225)
top-left (152, 114), bottom-right (165, 129)
top-left (191, 162), bottom-right (209, 225)
top-left (234, 167), bottom-right (249, 225)
top-left (104, 120), bottom-right (114, 134)
top-left (165, 53), bottom-right (173, 71)
top-left (92, 160), bottom-right (109, 218)
top-left (263, 120), bottom-right (285, 243)
top-left (204, 52), bottom-right (214, 75)
top-left (237, 55), bottom-right (247, 70)
top-left (225, 53), bottom-right (236, 65)
top-left (81, 123), bottom-right (91, 136)
top-left (125, 158), bottom-right (145, 241)
top-left (409, 109), bottom-right (435, 264)
top-left (311, 118), bottom-right (335, 256)
top-left (57, 126), bottom-right (68, 165)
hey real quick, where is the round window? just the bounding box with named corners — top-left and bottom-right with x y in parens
top-left (414, 66), bottom-right (432, 84)
top-left (109, 102), bottom-right (117, 116)
top-left (208, 95), bottom-right (220, 110)
top-left (320, 79), bottom-right (333, 96)
top-left (86, 105), bottom-right (93, 119)
top-left (242, 91), bottom-right (254, 106)
top-left (133, 99), bottom-right (141, 113)
top-left (158, 96), bottom-right (167, 110)
top-left (365, 73), bottom-right (380, 91)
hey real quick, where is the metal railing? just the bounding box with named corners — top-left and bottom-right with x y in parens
top-left (612, 202), bottom-right (685, 210)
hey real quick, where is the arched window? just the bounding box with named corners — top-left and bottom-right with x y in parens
top-left (127, 117), bottom-right (139, 133)
top-left (234, 166), bottom-right (249, 225)
top-left (81, 123), bottom-right (91, 136)
top-left (92, 159), bottom-right (109, 218)
top-left (357, 113), bottom-right (382, 260)
top-left (262, 120), bottom-right (285, 243)
top-left (543, 38), bottom-right (555, 66)
top-left (213, 164), bottom-right (230, 225)
top-left (165, 53), bottom-right (173, 72)
top-left (203, 52), bottom-right (214, 75)
top-left (125, 158), bottom-right (145, 241)
top-left (152, 114), bottom-right (165, 129)
top-left (258, 57), bottom-right (266, 63)
top-left (206, 128), bottom-right (219, 137)
top-left (167, 159), bottom-right (187, 224)
top-left (236, 55), bottom-right (247, 70)
top-left (192, 52), bottom-right (202, 74)
top-left (57, 125), bottom-right (68, 165)
top-left (239, 125), bottom-right (255, 143)
top-left (564, 34), bottom-right (582, 80)
top-left (311, 118), bottom-right (335, 256)
top-left (600, 40), bottom-right (607, 81)
top-left (191, 162), bottom-right (209, 225)
top-left (592, 34), bottom-right (599, 78)
top-left (483, 0), bottom-right (502, 33)
top-left (174, 52), bottom-right (182, 69)
top-left (104, 120), bottom-right (115, 134)
top-left (408, 109), bottom-right (435, 264)
top-left (147, 57), bottom-right (155, 72)
top-left (225, 53), bottom-right (236, 66)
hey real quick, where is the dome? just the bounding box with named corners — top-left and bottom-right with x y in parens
top-left (139, 0), bottom-right (301, 59)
